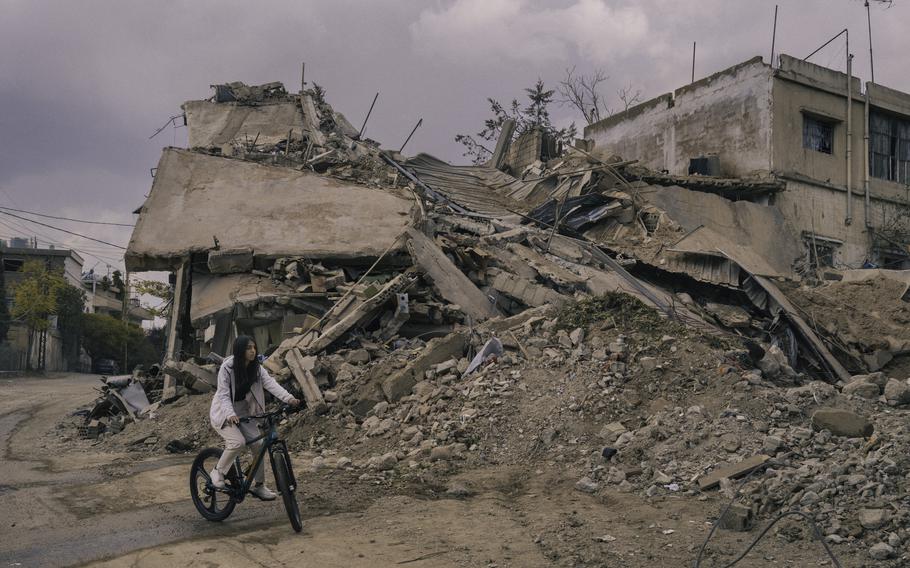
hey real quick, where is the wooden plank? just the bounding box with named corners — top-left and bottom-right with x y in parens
top-left (697, 454), bottom-right (770, 490)
top-left (286, 348), bottom-right (326, 414)
top-left (406, 227), bottom-right (499, 321)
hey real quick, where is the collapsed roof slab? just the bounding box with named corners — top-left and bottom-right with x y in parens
top-left (190, 273), bottom-right (289, 323)
top-left (126, 148), bottom-right (413, 271)
top-left (641, 185), bottom-right (801, 279)
top-left (182, 100), bottom-right (304, 150)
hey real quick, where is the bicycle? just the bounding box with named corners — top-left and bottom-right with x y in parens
top-left (189, 404), bottom-right (303, 532)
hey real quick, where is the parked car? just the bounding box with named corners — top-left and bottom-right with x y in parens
top-left (93, 358), bottom-right (120, 375)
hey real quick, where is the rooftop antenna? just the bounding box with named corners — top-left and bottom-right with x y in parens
top-left (863, 0), bottom-right (887, 84)
top-left (358, 92), bottom-right (380, 139)
top-left (691, 41), bottom-right (696, 83)
top-left (770, 5), bottom-right (779, 67)
top-left (399, 118), bottom-right (423, 153)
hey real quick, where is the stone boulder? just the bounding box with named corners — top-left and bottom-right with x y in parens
top-left (811, 408), bottom-right (873, 438)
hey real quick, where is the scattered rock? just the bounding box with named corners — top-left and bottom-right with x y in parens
top-left (842, 378), bottom-right (880, 399)
top-left (883, 378), bottom-right (910, 406)
top-left (810, 408), bottom-right (873, 438)
top-left (575, 477), bottom-right (599, 494)
top-left (869, 542), bottom-right (895, 560)
top-left (859, 508), bottom-right (889, 530)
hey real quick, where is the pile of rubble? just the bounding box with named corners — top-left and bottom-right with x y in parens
top-left (92, 77), bottom-right (910, 564)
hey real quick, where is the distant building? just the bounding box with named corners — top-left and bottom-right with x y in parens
top-left (81, 271), bottom-right (155, 326)
top-left (584, 54), bottom-right (910, 270)
top-left (0, 243), bottom-right (84, 371)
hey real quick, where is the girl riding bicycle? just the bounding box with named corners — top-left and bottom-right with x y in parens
top-left (208, 335), bottom-right (299, 499)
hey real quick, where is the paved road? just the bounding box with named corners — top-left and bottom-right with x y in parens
top-left (0, 374), bottom-right (284, 568)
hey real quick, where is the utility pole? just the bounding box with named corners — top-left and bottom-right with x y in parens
top-left (121, 269), bottom-right (129, 373)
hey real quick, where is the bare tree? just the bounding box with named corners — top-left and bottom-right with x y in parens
top-left (616, 83), bottom-right (642, 113)
top-left (558, 67), bottom-right (644, 125)
top-left (558, 66), bottom-right (610, 125)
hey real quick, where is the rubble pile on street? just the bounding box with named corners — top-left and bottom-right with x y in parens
top-left (79, 78), bottom-right (910, 563)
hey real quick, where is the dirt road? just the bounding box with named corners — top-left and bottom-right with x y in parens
top-left (1, 374), bottom-right (864, 568)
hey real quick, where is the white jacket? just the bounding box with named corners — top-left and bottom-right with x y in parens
top-left (209, 355), bottom-right (295, 429)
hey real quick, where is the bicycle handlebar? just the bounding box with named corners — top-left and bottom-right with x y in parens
top-left (238, 403), bottom-right (302, 423)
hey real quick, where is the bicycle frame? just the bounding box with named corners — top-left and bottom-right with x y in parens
top-left (221, 412), bottom-right (297, 502)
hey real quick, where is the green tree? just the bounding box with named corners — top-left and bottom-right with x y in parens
top-left (0, 250), bottom-right (10, 342)
top-left (111, 270), bottom-right (125, 299)
top-left (82, 313), bottom-right (161, 372)
top-left (455, 78), bottom-right (577, 165)
top-left (56, 284), bottom-right (86, 370)
top-left (11, 260), bottom-right (65, 370)
top-left (134, 278), bottom-right (172, 318)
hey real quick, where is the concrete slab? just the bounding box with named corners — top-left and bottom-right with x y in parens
top-left (182, 100), bottom-right (303, 150)
top-left (126, 149), bottom-right (413, 271)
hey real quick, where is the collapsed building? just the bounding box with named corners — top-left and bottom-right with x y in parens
top-left (585, 54), bottom-right (910, 271)
top-left (125, 56), bottom-right (910, 391)
top-left (96, 55), bottom-right (910, 563)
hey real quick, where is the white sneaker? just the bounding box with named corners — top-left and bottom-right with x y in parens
top-left (209, 467), bottom-right (226, 489)
top-left (250, 483), bottom-right (277, 501)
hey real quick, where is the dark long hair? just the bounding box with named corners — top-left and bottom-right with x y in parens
top-left (231, 335), bottom-right (260, 390)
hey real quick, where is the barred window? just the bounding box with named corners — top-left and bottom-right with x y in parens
top-left (803, 114), bottom-right (834, 154)
top-left (871, 111), bottom-right (910, 184)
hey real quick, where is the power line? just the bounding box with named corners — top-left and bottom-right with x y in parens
top-left (0, 218), bottom-right (118, 265)
top-left (0, 196), bottom-right (125, 269)
top-left (0, 210), bottom-right (126, 250)
top-left (0, 206), bottom-right (134, 227)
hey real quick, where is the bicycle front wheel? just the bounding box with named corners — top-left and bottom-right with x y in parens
top-left (190, 447), bottom-right (236, 521)
top-left (273, 450), bottom-right (302, 532)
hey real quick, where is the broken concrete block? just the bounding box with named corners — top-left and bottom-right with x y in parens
top-left (859, 508), bottom-right (890, 530)
top-left (351, 381), bottom-right (385, 418)
top-left (488, 269), bottom-right (567, 308)
top-left (161, 374), bottom-right (178, 403)
top-left (406, 227), bottom-right (499, 322)
top-left (718, 503), bottom-right (753, 531)
top-left (883, 378), bottom-right (910, 406)
top-left (286, 348), bottom-right (327, 414)
top-left (381, 332), bottom-right (467, 402)
top-left (345, 349), bottom-right (371, 365)
top-left (842, 378), bottom-right (880, 399)
top-left (697, 455), bottom-right (771, 490)
top-left (598, 422), bottom-right (627, 442)
top-left (311, 270), bottom-right (346, 293)
top-left (811, 408), bottom-right (873, 438)
top-left (207, 247), bottom-right (253, 274)
top-left (163, 360), bottom-right (216, 393)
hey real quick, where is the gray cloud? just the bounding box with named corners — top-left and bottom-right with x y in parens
top-left (1, 0), bottom-right (907, 269)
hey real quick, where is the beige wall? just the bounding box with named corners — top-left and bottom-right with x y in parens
top-left (772, 180), bottom-right (910, 267)
top-left (584, 56), bottom-right (773, 178)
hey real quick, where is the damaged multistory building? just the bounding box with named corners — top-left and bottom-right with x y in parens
top-left (82, 60), bottom-right (910, 565)
top-left (123, 55), bottom-right (910, 418)
top-left (585, 53), bottom-right (910, 270)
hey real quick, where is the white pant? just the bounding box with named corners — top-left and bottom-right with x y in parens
top-left (214, 401), bottom-right (267, 483)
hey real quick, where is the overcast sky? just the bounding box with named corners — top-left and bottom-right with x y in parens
top-left (1, 0), bottom-right (907, 274)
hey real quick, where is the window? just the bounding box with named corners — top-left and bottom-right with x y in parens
top-left (803, 114), bottom-right (834, 154)
top-left (2, 258), bottom-right (23, 271)
top-left (871, 111), bottom-right (910, 184)
top-left (803, 232), bottom-right (841, 269)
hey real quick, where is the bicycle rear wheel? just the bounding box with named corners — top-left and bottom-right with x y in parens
top-left (190, 448), bottom-right (237, 521)
top-left (273, 450), bottom-right (302, 532)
